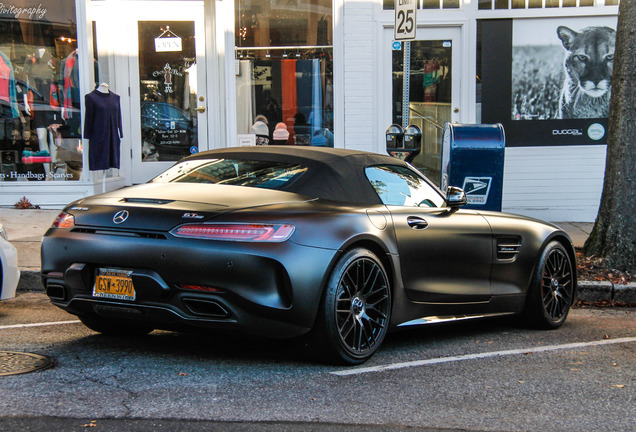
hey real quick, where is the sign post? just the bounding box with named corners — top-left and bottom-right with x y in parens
top-left (394, 0), bottom-right (417, 129)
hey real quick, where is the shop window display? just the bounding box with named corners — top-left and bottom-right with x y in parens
top-left (235, 0), bottom-right (333, 147)
top-left (392, 40), bottom-right (453, 184)
top-left (0, 0), bottom-right (81, 182)
top-left (138, 21), bottom-right (198, 162)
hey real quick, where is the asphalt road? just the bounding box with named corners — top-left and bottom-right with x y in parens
top-left (1, 293), bottom-right (635, 432)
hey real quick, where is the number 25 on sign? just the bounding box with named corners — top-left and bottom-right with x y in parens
top-left (394, 0), bottom-right (417, 41)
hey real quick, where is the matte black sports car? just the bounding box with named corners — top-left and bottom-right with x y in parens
top-left (42, 146), bottom-right (577, 364)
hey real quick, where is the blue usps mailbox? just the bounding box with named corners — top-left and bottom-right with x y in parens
top-left (440, 123), bottom-right (505, 211)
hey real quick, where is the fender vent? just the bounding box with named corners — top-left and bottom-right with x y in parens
top-left (497, 237), bottom-right (521, 261)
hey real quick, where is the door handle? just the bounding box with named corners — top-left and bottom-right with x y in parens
top-left (407, 216), bottom-right (428, 229)
top-left (194, 106), bottom-right (206, 113)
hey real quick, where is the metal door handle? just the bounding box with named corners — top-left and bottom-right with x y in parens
top-left (195, 106), bottom-right (206, 113)
top-left (407, 216), bottom-right (428, 229)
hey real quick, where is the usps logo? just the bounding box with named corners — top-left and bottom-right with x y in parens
top-left (462, 177), bottom-right (492, 205)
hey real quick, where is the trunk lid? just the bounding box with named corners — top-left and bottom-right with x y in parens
top-left (65, 183), bottom-right (311, 231)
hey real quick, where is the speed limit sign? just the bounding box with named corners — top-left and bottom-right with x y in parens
top-left (394, 0), bottom-right (417, 40)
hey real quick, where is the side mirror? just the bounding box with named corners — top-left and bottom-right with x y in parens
top-left (446, 186), bottom-right (467, 208)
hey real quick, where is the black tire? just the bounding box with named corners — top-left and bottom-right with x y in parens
top-left (309, 248), bottom-right (391, 365)
top-left (523, 241), bottom-right (575, 329)
top-left (79, 315), bottom-right (153, 337)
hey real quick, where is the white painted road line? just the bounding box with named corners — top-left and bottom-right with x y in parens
top-left (0, 320), bottom-right (81, 330)
top-left (331, 337), bottom-right (636, 376)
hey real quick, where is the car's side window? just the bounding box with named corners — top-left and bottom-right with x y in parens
top-left (365, 165), bottom-right (445, 208)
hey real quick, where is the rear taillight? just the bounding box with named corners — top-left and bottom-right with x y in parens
top-left (52, 212), bottom-right (75, 229)
top-left (171, 223), bottom-right (295, 242)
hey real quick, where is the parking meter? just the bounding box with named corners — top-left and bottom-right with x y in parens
top-left (403, 125), bottom-right (422, 150)
top-left (386, 124), bottom-right (420, 163)
top-left (385, 124), bottom-right (403, 149)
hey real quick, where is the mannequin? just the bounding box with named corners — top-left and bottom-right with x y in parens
top-left (97, 82), bottom-right (109, 93)
top-left (95, 82), bottom-right (111, 190)
top-left (24, 47), bottom-right (58, 180)
top-left (84, 82), bottom-right (123, 191)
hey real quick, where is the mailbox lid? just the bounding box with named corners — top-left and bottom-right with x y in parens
top-left (446, 123), bottom-right (505, 150)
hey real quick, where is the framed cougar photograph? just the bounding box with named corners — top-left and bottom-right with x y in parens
top-left (511, 17), bottom-right (617, 122)
top-left (480, 16), bottom-right (617, 147)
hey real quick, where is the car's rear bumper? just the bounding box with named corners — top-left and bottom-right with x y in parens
top-left (41, 228), bottom-right (338, 338)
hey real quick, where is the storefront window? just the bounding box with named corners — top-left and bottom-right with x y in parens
top-left (0, 0), bottom-right (82, 182)
top-left (138, 21), bottom-right (197, 161)
top-left (392, 40), bottom-right (452, 184)
top-left (235, 0), bottom-right (333, 147)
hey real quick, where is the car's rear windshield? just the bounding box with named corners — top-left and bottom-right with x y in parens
top-left (150, 158), bottom-right (308, 190)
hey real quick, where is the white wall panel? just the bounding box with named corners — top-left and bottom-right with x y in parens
top-left (342, 1), bottom-right (377, 153)
top-left (502, 145), bottom-right (606, 222)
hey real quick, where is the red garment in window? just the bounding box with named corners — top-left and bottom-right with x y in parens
top-left (281, 59), bottom-right (297, 141)
top-left (0, 57), bottom-right (11, 103)
top-left (62, 51), bottom-right (77, 119)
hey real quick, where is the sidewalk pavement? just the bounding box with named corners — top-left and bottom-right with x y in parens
top-left (1, 208), bottom-right (633, 303)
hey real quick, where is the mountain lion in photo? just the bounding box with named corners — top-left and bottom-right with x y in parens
top-left (556, 25), bottom-right (615, 119)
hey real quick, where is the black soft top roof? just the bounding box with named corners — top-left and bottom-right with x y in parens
top-left (181, 146), bottom-right (413, 205)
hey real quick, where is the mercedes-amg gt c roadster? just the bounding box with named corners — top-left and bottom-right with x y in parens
top-left (42, 146), bottom-right (577, 364)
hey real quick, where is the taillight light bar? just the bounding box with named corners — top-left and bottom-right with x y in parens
top-left (171, 223), bottom-right (295, 242)
top-left (53, 212), bottom-right (75, 229)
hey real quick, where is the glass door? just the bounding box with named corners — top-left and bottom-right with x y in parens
top-left (130, 6), bottom-right (207, 183)
top-left (386, 27), bottom-right (460, 186)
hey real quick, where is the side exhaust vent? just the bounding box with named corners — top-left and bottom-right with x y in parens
top-left (497, 237), bottom-right (522, 261)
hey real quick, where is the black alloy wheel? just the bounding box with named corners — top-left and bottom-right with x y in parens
top-left (310, 248), bottom-right (391, 365)
top-left (524, 241), bottom-right (574, 329)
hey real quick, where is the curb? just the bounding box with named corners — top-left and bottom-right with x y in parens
top-left (17, 270), bottom-right (43, 292)
top-left (615, 284), bottom-right (636, 304)
top-left (577, 281), bottom-right (613, 302)
top-left (17, 269), bottom-right (636, 304)
top-left (578, 281), bottom-right (636, 304)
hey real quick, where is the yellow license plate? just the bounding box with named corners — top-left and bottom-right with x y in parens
top-left (93, 268), bottom-right (136, 301)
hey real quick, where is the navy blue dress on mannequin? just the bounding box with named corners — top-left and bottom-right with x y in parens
top-left (83, 87), bottom-right (123, 170)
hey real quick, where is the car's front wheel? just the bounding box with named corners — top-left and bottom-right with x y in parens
top-left (309, 247), bottom-right (391, 365)
top-left (80, 315), bottom-right (154, 337)
top-left (523, 241), bottom-right (575, 329)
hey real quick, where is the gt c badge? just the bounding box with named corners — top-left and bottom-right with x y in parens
top-left (182, 213), bottom-right (205, 219)
top-left (181, 213), bottom-right (205, 219)
top-left (113, 210), bottom-right (129, 224)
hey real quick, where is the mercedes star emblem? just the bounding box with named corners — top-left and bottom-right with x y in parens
top-left (113, 210), bottom-right (129, 224)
